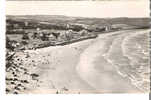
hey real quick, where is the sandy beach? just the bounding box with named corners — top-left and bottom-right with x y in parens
top-left (22, 37), bottom-right (97, 94)
top-left (8, 29), bottom-right (150, 94)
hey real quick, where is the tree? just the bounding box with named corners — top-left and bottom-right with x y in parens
top-left (51, 32), bottom-right (60, 39)
top-left (63, 30), bottom-right (73, 41)
top-left (6, 36), bottom-right (11, 48)
top-left (32, 32), bottom-right (38, 39)
top-left (21, 40), bottom-right (28, 45)
top-left (22, 33), bottom-right (29, 40)
top-left (79, 29), bottom-right (88, 36)
top-left (6, 36), bottom-right (15, 51)
top-left (40, 33), bottom-right (49, 41)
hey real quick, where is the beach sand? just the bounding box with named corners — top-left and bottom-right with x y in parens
top-left (8, 29), bottom-right (150, 94)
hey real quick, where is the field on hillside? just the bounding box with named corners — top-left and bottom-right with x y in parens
top-left (6, 15), bottom-right (150, 51)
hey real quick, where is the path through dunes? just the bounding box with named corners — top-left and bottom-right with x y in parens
top-left (24, 29), bottom-right (150, 93)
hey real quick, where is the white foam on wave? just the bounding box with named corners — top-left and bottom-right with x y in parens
top-left (121, 30), bottom-right (150, 92)
top-left (76, 30), bottom-right (144, 93)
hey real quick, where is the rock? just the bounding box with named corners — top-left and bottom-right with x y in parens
top-left (23, 80), bottom-right (29, 83)
top-left (10, 81), bottom-right (15, 85)
top-left (14, 86), bottom-right (20, 91)
top-left (13, 91), bottom-right (18, 94)
top-left (17, 84), bottom-right (22, 87)
top-left (30, 73), bottom-right (39, 77)
top-left (13, 78), bottom-right (18, 81)
top-left (13, 74), bottom-right (18, 77)
top-left (6, 88), bottom-right (10, 92)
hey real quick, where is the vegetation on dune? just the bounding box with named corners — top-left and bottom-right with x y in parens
top-left (6, 36), bottom-right (39, 94)
top-left (6, 46), bottom-right (40, 94)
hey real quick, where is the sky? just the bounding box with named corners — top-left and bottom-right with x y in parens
top-left (7, 0), bottom-right (145, 1)
top-left (6, 1), bottom-right (150, 18)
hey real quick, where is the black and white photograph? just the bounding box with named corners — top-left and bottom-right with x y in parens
top-left (5, 0), bottom-right (150, 94)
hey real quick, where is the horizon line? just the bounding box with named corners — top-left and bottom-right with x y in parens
top-left (6, 15), bottom-right (150, 19)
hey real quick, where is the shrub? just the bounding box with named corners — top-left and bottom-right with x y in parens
top-left (21, 40), bottom-right (28, 45)
top-left (6, 36), bottom-right (16, 51)
top-left (22, 33), bottom-right (29, 40)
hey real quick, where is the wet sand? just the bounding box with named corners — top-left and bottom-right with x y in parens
top-left (77, 30), bottom-right (150, 93)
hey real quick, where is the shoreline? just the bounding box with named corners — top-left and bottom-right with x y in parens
top-left (76, 29), bottom-right (150, 93)
top-left (22, 36), bottom-right (97, 94)
top-left (6, 29), bottom-right (150, 94)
